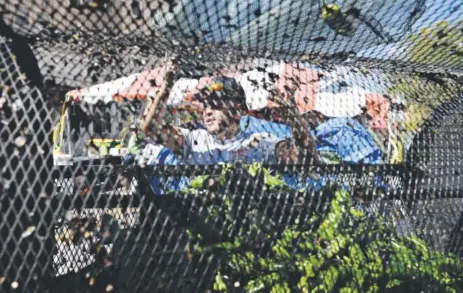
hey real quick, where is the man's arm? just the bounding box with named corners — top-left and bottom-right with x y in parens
top-left (139, 63), bottom-right (184, 154)
top-left (277, 107), bottom-right (318, 164)
top-left (267, 91), bottom-right (318, 164)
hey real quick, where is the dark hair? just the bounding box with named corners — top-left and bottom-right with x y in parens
top-left (197, 76), bottom-right (247, 108)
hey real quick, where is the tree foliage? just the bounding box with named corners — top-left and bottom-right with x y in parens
top-left (180, 164), bottom-right (463, 293)
top-left (387, 73), bottom-right (460, 133)
top-left (209, 187), bottom-right (463, 292)
top-left (386, 71), bottom-right (462, 163)
top-left (407, 20), bottom-right (463, 68)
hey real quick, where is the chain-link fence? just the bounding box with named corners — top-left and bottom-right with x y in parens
top-left (1, 0), bottom-right (463, 292)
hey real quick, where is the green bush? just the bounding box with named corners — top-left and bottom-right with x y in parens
top-left (182, 164), bottom-right (463, 293)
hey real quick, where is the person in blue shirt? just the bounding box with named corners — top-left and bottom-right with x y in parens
top-left (140, 64), bottom-right (318, 167)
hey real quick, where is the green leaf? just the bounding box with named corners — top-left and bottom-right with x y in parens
top-left (386, 279), bottom-right (402, 289)
top-left (246, 280), bottom-right (266, 293)
top-left (297, 276), bottom-right (308, 290)
top-left (208, 186), bottom-right (463, 293)
top-left (366, 284), bottom-right (379, 293)
top-left (350, 208), bottom-right (364, 218)
top-left (189, 175), bottom-right (209, 189)
top-left (247, 162), bottom-right (261, 177)
top-left (270, 282), bottom-right (291, 293)
top-left (213, 273), bottom-right (228, 291)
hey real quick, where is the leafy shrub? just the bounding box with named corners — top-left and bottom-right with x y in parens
top-left (182, 164), bottom-right (463, 293)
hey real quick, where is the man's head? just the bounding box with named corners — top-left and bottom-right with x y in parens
top-left (194, 77), bottom-right (247, 136)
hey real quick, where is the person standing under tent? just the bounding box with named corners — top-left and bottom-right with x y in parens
top-left (122, 124), bottom-right (145, 165)
top-left (127, 124), bottom-right (145, 154)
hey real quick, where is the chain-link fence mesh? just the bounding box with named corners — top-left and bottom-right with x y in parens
top-left (1, 0), bottom-right (463, 292)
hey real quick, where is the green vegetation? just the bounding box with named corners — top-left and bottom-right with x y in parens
top-left (386, 67), bottom-right (462, 163)
top-left (407, 20), bottom-right (463, 68)
top-left (182, 164), bottom-right (463, 293)
top-left (388, 73), bottom-right (460, 133)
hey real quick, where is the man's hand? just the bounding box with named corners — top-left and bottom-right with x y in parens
top-left (268, 87), bottom-right (318, 164)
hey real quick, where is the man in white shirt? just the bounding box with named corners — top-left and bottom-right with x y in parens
top-left (140, 63), bottom-right (317, 166)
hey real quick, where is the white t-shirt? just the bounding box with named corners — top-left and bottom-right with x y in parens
top-left (178, 128), bottom-right (284, 165)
